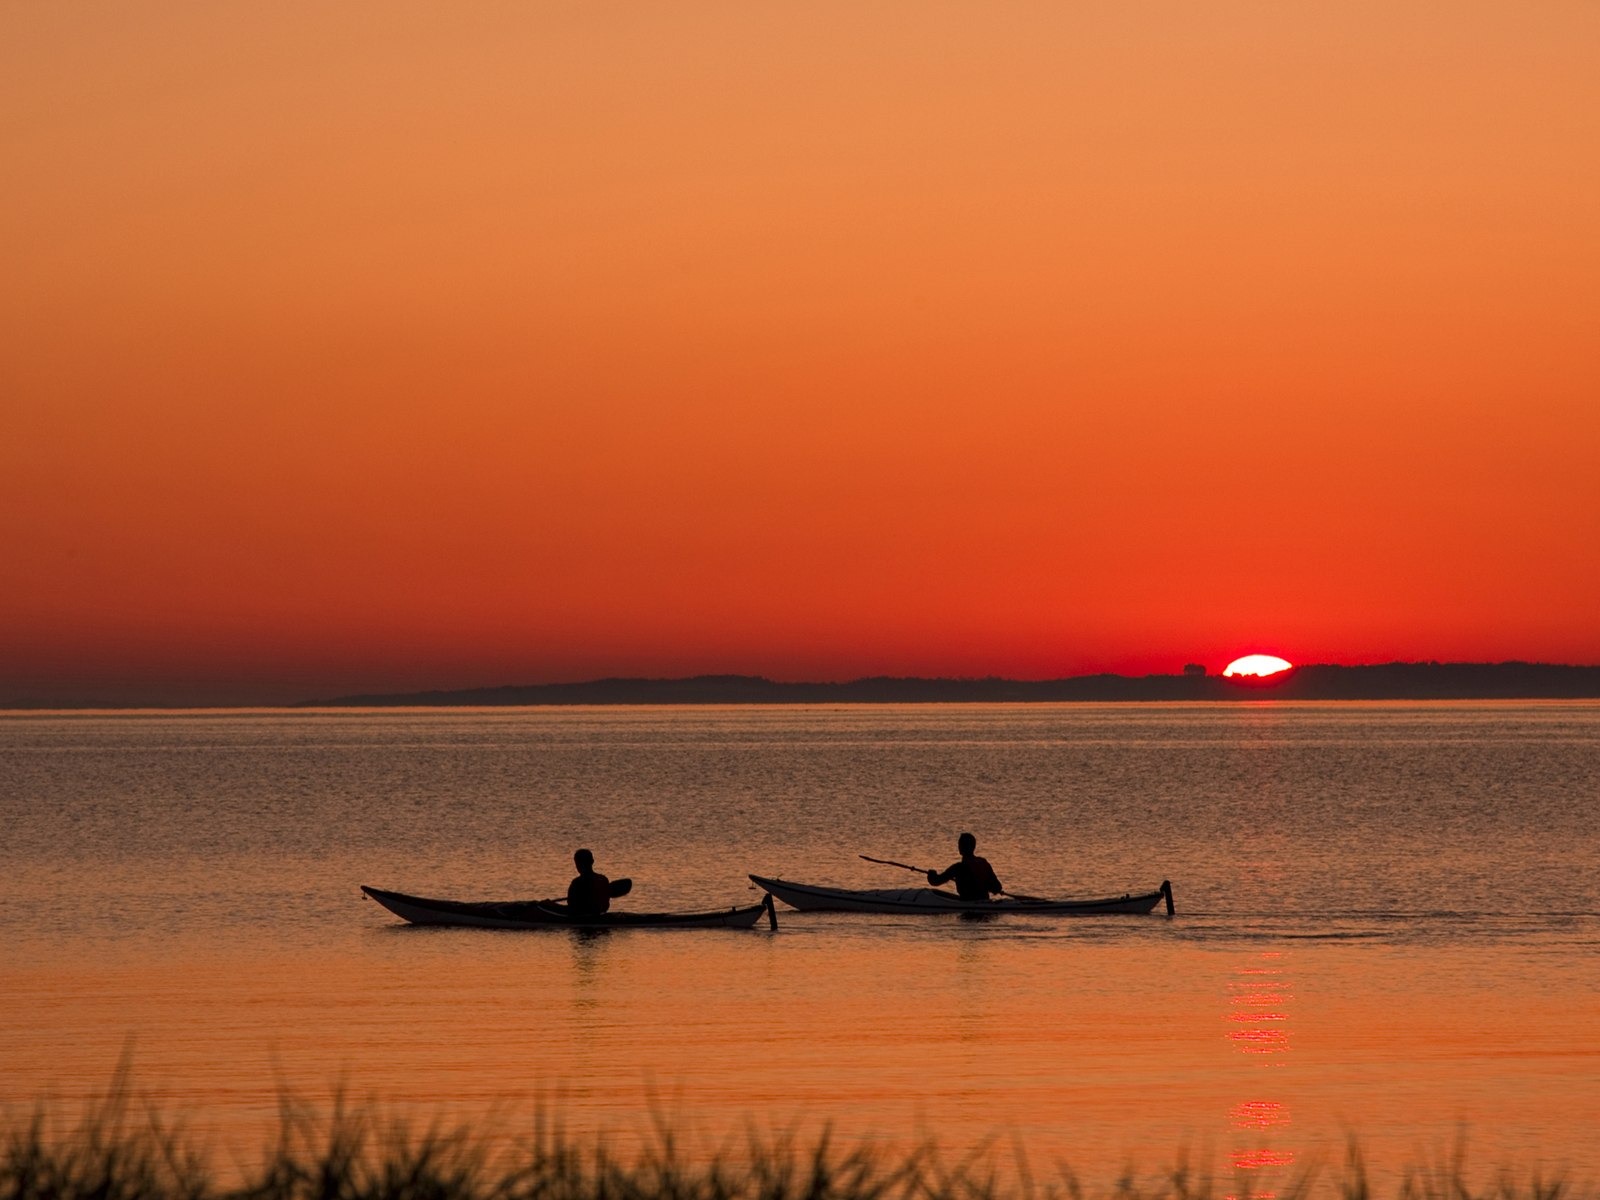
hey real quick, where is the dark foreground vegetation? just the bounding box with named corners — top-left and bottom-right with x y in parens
top-left (1, 1090), bottom-right (1588, 1200)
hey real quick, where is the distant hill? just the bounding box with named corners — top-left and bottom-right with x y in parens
top-left (306, 662), bottom-right (1600, 706)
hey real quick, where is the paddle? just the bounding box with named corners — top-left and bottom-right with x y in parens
top-left (859, 854), bottom-right (1050, 903)
top-left (860, 854), bottom-right (927, 874)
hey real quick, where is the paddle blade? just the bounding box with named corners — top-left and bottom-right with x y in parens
top-left (608, 877), bottom-right (633, 898)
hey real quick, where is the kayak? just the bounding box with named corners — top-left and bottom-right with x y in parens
top-left (362, 885), bottom-right (777, 930)
top-left (749, 875), bottom-right (1173, 916)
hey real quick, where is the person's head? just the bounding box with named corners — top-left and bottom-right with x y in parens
top-left (574, 848), bottom-right (594, 872)
top-left (957, 832), bottom-right (977, 856)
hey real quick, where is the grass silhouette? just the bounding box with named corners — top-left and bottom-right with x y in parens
top-left (1, 1075), bottom-right (1588, 1200)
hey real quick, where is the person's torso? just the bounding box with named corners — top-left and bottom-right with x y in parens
top-left (567, 871), bottom-right (611, 913)
top-left (946, 856), bottom-right (996, 901)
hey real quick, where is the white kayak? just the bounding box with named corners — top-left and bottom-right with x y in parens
top-left (749, 875), bottom-right (1173, 916)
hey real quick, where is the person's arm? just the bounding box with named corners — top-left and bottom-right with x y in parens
top-left (985, 862), bottom-right (1003, 896)
top-left (926, 863), bottom-right (955, 885)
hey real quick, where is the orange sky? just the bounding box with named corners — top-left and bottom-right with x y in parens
top-left (4, 2), bottom-right (1598, 705)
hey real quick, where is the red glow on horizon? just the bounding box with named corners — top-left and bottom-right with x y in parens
top-left (3, 5), bottom-right (1598, 706)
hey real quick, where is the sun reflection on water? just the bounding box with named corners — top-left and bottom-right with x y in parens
top-left (1231, 1100), bottom-right (1289, 1129)
top-left (1226, 952), bottom-right (1296, 1198)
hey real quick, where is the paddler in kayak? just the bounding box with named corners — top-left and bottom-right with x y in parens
top-left (926, 832), bottom-right (1004, 901)
top-left (566, 848), bottom-right (613, 915)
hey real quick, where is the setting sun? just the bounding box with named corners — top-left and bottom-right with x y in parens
top-left (1223, 654), bottom-right (1294, 678)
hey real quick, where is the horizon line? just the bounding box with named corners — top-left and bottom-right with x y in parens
top-left (8, 660), bottom-right (1600, 712)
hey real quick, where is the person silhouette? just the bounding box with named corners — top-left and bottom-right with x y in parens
top-left (566, 848), bottom-right (612, 915)
top-left (926, 832), bottom-right (1003, 902)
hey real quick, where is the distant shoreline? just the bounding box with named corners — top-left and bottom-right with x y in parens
top-left (299, 662), bottom-right (1600, 708)
top-left (6, 663), bottom-right (1600, 711)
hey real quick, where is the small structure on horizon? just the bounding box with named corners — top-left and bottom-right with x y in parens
top-left (1183, 663), bottom-right (1206, 677)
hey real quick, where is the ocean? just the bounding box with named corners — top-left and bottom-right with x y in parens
top-left (2, 703), bottom-right (1597, 1189)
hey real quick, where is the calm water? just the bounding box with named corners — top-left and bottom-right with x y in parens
top-left (3, 703), bottom-right (1598, 1188)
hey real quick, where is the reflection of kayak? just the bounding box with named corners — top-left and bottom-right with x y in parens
top-left (749, 875), bottom-right (1173, 916)
top-left (361, 885), bottom-right (776, 930)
